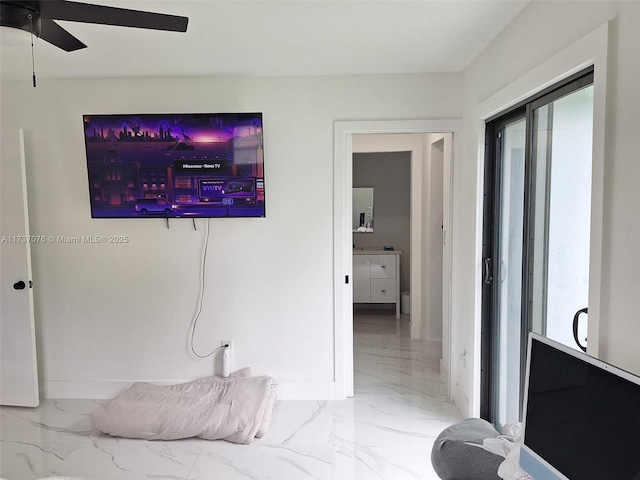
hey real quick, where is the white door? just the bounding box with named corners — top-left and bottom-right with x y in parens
top-left (1, 128), bottom-right (39, 407)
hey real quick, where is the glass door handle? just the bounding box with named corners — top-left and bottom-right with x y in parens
top-left (483, 258), bottom-right (493, 284)
top-left (572, 307), bottom-right (588, 352)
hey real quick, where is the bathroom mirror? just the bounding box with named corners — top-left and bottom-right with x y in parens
top-left (353, 187), bottom-right (374, 232)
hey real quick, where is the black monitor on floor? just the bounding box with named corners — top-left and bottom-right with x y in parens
top-left (520, 333), bottom-right (640, 480)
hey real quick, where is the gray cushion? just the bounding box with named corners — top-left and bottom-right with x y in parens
top-left (431, 418), bottom-right (503, 480)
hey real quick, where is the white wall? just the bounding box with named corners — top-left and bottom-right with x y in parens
top-left (6, 1), bottom-right (637, 412)
top-left (0, 73), bottom-right (463, 399)
top-left (455, 1), bottom-right (640, 415)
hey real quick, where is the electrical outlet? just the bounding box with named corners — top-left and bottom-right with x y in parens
top-left (222, 340), bottom-right (233, 357)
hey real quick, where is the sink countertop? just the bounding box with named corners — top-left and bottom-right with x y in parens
top-left (352, 247), bottom-right (402, 255)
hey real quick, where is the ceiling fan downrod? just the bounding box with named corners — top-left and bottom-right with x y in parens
top-left (28, 11), bottom-right (36, 87)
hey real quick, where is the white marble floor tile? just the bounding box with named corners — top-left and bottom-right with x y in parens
top-left (188, 443), bottom-right (333, 480)
top-left (0, 439), bottom-right (85, 480)
top-left (49, 436), bottom-right (204, 480)
top-left (334, 444), bottom-right (442, 480)
top-left (0, 311), bottom-right (462, 479)
top-left (257, 401), bottom-right (334, 447)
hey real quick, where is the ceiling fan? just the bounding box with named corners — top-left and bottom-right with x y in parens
top-left (0, 0), bottom-right (188, 52)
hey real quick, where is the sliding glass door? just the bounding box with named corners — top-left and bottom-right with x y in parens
top-left (495, 114), bottom-right (527, 427)
top-left (530, 84), bottom-right (594, 350)
top-left (481, 68), bottom-right (594, 427)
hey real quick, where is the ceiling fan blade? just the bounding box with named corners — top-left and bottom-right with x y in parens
top-left (39, 18), bottom-right (86, 51)
top-left (39, 0), bottom-right (188, 32)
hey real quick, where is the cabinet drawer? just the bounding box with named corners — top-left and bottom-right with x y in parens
top-left (370, 278), bottom-right (397, 302)
top-left (370, 255), bottom-right (396, 279)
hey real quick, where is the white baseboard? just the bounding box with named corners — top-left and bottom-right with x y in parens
top-left (44, 380), bottom-right (134, 400)
top-left (453, 383), bottom-right (470, 418)
top-left (424, 339), bottom-right (443, 359)
top-left (43, 379), bottom-right (340, 401)
top-left (439, 358), bottom-right (448, 380)
top-left (415, 326), bottom-right (443, 359)
top-left (272, 381), bottom-right (338, 400)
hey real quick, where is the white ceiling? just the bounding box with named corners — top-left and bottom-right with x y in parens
top-left (0, 0), bottom-right (529, 82)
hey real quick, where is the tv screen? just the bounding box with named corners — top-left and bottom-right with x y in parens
top-left (83, 113), bottom-right (265, 218)
top-left (520, 333), bottom-right (640, 480)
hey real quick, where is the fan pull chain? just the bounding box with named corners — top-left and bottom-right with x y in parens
top-left (28, 13), bottom-right (36, 87)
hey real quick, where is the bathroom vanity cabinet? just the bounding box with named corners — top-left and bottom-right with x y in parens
top-left (353, 249), bottom-right (402, 318)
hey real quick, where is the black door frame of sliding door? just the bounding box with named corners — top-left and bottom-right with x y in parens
top-left (480, 66), bottom-right (595, 426)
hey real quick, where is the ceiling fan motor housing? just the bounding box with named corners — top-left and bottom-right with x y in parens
top-left (1, 1), bottom-right (42, 37)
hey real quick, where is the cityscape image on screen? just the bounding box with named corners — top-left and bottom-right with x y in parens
top-left (83, 113), bottom-right (265, 218)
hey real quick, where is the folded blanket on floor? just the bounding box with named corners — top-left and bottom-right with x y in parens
top-left (91, 372), bottom-right (276, 444)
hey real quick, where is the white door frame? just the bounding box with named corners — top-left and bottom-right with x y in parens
top-left (334, 119), bottom-right (461, 398)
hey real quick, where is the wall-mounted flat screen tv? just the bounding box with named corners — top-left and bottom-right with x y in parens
top-left (83, 113), bottom-right (265, 218)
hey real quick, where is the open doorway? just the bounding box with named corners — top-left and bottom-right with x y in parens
top-left (352, 150), bottom-right (411, 320)
top-left (333, 120), bottom-right (460, 400)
